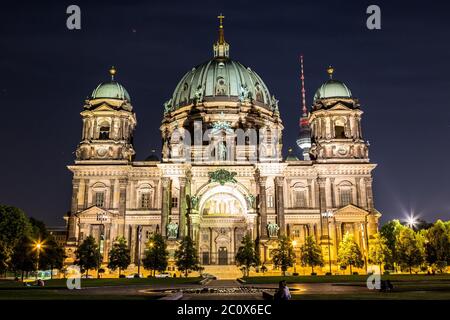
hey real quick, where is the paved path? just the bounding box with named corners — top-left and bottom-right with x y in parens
top-left (46, 281), bottom-right (369, 300)
top-left (206, 279), bottom-right (240, 287)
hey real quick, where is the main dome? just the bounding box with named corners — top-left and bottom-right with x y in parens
top-left (165, 17), bottom-right (276, 112)
top-left (169, 58), bottom-right (274, 110)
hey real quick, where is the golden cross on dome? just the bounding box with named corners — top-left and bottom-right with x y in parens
top-left (109, 66), bottom-right (117, 81)
top-left (217, 14), bottom-right (225, 28)
top-left (327, 65), bottom-right (334, 79)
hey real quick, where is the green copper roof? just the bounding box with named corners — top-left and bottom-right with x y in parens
top-left (165, 57), bottom-right (275, 111)
top-left (91, 81), bottom-right (131, 102)
top-left (314, 79), bottom-right (352, 100)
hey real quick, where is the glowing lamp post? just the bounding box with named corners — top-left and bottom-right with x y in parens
top-left (34, 240), bottom-right (44, 280)
top-left (406, 214), bottom-right (417, 229)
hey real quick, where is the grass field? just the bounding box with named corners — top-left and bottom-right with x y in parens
top-left (0, 277), bottom-right (202, 300)
top-left (243, 274), bottom-right (450, 284)
top-left (0, 277), bottom-right (202, 289)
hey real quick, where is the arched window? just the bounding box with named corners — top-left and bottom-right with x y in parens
top-left (94, 192), bottom-right (105, 207)
top-left (140, 193), bottom-right (151, 209)
top-left (293, 189), bottom-right (307, 208)
top-left (335, 125), bottom-right (346, 138)
top-left (291, 183), bottom-right (307, 208)
top-left (267, 194), bottom-right (274, 208)
top-left (99, 122), bottom-right (110, 140)
top-left (334, 118), bottom-right (346, 139)
top-left (92, 182), bottom-right (107, 208)
top-left (338, 181), bottom-right (353, 206)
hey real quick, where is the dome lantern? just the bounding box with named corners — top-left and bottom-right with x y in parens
top-left (213, 13), bottom-right (230, 58)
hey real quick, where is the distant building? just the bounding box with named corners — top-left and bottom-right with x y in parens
top-left (47, 226), bottom-right (67, 248)
top-left (64, 17), bottom-right (380, 274)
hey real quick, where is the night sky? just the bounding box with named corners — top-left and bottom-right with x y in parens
top-left (1, 0), bottom-right (449, 226)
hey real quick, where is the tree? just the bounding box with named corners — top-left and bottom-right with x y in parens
top-left (337, 233), bottom-right (364, 274)
top-left (10, 237), bottom-right (36, 281)
top-left (424, 220), bottom-right (450, 270)
top-left (396, 227), bottom-right (425, 274)
top-left (271, 236), bottom-right (295, 276)
top-left (0, 205), bottom-right (31, 269)
top-left (174, 236), bottom-right (200, 277)
top-left (299, 236), bottom-right (324, 274)
top-left (235, 234), bottom-right (259, 277)
top-left (0, 243), bottom-right (8, 276)
top-left (75, 236), bottom-right (102, 277)
top-left (39, 238), bottom-right (65, 279)
top-left (368, 233), bottom-right (391, 273)
top-left (107, 237), bottom-right (131, 277)
top-left (380, 219), bottom-right (402, 270)
top-left (143, 234), bottom-right (169, 276)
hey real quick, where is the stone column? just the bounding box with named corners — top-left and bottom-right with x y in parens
top-left (329, 178), bottom-right (336, 208)
top-left (118, 179), bottom-right (127, 237)
top-left (179, 177), bottom-right (187, 239)
top-left (256, 173), bottom-right (268, 239)
top-left (307, 179), bottom-right (313, 208)
top-left (355, 178), bottom-right (361, 207)
top-left (317, 178), bottom-right (327, 237)
top-left (365, 177), bottom-right (374, 212)
top-left (83, 179), bottom-right (89, 208)
top-left (275, 177), bottom-right (285, 236)
top-left (130, 226), bottom-right (136, 263)
top-left (103, 223), bottom-right (111, 263)
top-left (68, 179), bottom-right (80, 242)
top-left (209, 227), bottom-right (213, 264)
top-left (109, 179), bottom-right (115, 209)
top-left (161, 177), bottom-right (171, 238)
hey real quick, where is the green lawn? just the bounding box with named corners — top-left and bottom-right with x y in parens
top-left (243, 274), bottom-right (450, 284)
top-left (0, 277), bottom-right (201, 300)
top-left (0, 277), bottom-right (202, 289)
top-left (0, 290), bottom-right (163, 300)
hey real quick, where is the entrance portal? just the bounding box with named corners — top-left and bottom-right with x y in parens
top-left (218, 247), bottom-right (228, 265)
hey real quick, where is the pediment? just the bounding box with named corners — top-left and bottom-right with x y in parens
top-left (334, 204), bottom-right (369, 217)
top-left (93, 103), bottom-right (115, 111)
top-left (329, 103), bottom-right (351, 111)
top-left (76, 206), bottom-right (117, 222)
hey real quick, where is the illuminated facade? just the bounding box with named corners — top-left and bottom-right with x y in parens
top-left (65, 18), bottom-right (380, 274)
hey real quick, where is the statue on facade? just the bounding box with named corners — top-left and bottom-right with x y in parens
top-left (194, 85), bottom-right (203, 104)
top-left (267, 222), bottom-right (279, 238)
top-left (163, 99), bottom-right (172, 114)
top-left (239, 84), bottom-right (250, 102)
top-left (167, 221), bottom-right (179, 239)
top-left (218, 141), bottom-right (227, 161)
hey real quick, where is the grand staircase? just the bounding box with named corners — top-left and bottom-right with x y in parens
top-left (202, 265), bottom-right (243, 280)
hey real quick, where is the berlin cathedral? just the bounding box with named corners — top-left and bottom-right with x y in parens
top-left (64, 16), bottom-right (381, 275)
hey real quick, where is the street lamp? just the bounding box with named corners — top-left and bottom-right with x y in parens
top-left (137, 225), bottom-right (143, 277)
top-left (34, 240), bottom-right (44, 280)
top-left (406, 214), bottom-right (417, 229)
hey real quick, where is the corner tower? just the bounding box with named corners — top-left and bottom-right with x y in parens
top-left (75, 67), bottom-right (136, 162)
top-left (309, 66), bottom-right (369, 162)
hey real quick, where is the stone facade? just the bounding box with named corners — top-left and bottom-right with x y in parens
top-left (64, 20), bottom-right (381, 272)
